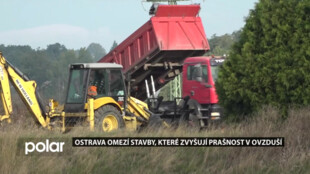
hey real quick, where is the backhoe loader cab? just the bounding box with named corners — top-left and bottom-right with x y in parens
top-left (64, 63), bottom-right (126, 113)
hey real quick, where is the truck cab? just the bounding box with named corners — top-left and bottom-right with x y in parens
top-left (182, 56), bottom-right (225, 120)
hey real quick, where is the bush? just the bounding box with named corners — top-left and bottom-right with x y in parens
top-left (216, 0), bottom-right (310, 117)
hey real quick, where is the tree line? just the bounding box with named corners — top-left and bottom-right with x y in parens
top-left (0, 42), bottom-right (110, 102)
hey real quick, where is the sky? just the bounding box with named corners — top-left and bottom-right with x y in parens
top-left (0, 0), bottom-right (258, 50)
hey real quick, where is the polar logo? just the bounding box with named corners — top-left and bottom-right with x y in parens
top-left (25, 139), bottom-right (65, 155)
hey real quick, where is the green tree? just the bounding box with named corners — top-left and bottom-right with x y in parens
top-left (49, 50), bottom-right (77, 101)
top-left (46, 43), bottom-right (67, 59)
top-left (206, 31), bottom-right (241, 56)
top-left (216, 0), bottom-right (310, 117)
top-left (86, 43), bottom-right (106, 61)
top-left (109, 41), bottom-right (118, 52)
top-left (77, 48), bottom-right (93, 63)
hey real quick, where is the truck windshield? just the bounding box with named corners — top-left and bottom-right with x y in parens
top-left (211, 65), bottom-right (220, 82)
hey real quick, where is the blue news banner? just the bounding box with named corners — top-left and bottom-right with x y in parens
top-left (72, 137), bottom-right (284, 147)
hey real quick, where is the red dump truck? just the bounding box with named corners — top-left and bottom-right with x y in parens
top-left (99, 4), bottom-right (223, 127)
top-left (99, 4), bottom-right (209, 99)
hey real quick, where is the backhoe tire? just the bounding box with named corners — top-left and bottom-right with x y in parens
top-left (95, 105), bottom-right (124, 132)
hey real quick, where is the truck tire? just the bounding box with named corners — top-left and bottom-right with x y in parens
top-left (179, 99), bottom-right (205, 130)
top-left (179, 113), bottom-right (201, 130)
top-left (95, 105), bottom-right (124, 132)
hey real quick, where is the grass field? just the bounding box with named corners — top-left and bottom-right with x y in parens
top-left (0, 106), bottom-right (309, 174)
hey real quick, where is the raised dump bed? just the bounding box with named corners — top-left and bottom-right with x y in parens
top-left (98, 4), bottom-right (209, 100)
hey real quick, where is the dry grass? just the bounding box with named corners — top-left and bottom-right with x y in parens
top-left (0, 106), bottom-right (309, 174)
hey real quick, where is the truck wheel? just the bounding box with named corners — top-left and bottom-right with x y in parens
top-left (179, 99), bottom-right (205, 130)
top-left (179, 112), bottom-right (201, 130)
top-left (188, 113), bottom-right (201, 128)
top-left (95, 105), bottom-right (124, 132)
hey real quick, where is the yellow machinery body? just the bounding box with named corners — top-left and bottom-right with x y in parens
top-left (0, 52), bottom-right (153, 132)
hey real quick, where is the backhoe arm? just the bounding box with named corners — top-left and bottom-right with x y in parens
top-left (0, 52), bottom-right (48, 127)
top-left (0, 57), bottom-right (12, 122)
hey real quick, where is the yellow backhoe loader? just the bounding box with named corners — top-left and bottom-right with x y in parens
top-left (0, 52), bottom-right (162, 132)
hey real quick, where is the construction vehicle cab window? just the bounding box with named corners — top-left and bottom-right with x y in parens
top-left (108, 69), bottom-right (125, 97)
top-left (67, 69), bottom-right (88, 104)
top-left (187, 64), bottom-right (208, 83)
top-left (210, 65), bottom-right (220, 82)
top-left (210, 57), bottom-right (225, 82)
top-left (87, 68), bottom-right (125, 99)
top-left (88, 69), bottom-right (106, 97)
